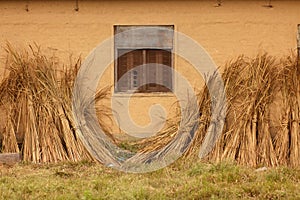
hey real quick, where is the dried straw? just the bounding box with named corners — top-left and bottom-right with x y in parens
top-left (0, 44), bottom-right (107, 163)
top-left (0, 44), bottom-right (298, 168)
top-left (135, 53), bottom-right (300, 167)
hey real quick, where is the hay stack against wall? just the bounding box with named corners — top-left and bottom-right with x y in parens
top-left (0, 44), bottom-right (299, 167)
top-left (0, 44), bottom-right (93, 163)
top-left (137, 54), bottom-right (300, 167)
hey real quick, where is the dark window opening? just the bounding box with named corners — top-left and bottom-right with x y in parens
top-left (115, 49), bottom-right (172, 93)
top-left (114, 25), bottom-right (174, 93)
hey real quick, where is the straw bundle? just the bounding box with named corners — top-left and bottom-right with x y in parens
top-left (277, 56), bottom-right (300, 167)
top-left (0, 44), bottom-right (298, 168)
top-left (135, 54), bottom-right (300, 167)
top-left (1, 107), bottom-right (19, 153)
top-left (194, 54), bottom-right (299, 167)
top-left (0, 44), bottom-right (104, 163)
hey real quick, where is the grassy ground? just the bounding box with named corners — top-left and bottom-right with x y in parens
top-left (0, 160), bottom-right (299, 200)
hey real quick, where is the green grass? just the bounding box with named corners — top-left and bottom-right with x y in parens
top-left (0, 160), bottom-right (299, 200)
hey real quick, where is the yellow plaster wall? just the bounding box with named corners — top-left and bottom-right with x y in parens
top-left (1, 0), bottom-right (299, 136)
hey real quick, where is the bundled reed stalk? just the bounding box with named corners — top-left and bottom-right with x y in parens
top-left (135, 53), bottom-right (299, 167)
top-left (1, 106), bottom-right (19, 153)
top-left (0, 44), bottom-right (112, 163)
top-left (279, 56), bottom-right (300, 167)
top-left (195, 54), bottom-right (298, 167)
top-left (0, 44), bottom-right (298, 167)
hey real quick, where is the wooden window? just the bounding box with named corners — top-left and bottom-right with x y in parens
top-left (116, 49), bottom-right (172, 92)
top-left (114, 25), bottom-right (174, 93)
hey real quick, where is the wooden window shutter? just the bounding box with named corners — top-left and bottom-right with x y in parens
top-left (117, 50), bottom-right (143, 92)
top-left (131, 50), bottom-right (143, 91)
top-left (146, 50), bottom-right (158, 92)
top-left (145, 50), bottom-right (172, 92)
top-left (162, 50), bottom-right (172, 92)
top-left (117, 50), bottom-right (129, 92)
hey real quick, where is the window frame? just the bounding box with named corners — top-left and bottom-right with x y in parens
top-left (114, 25), bottom-right (174, 94)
